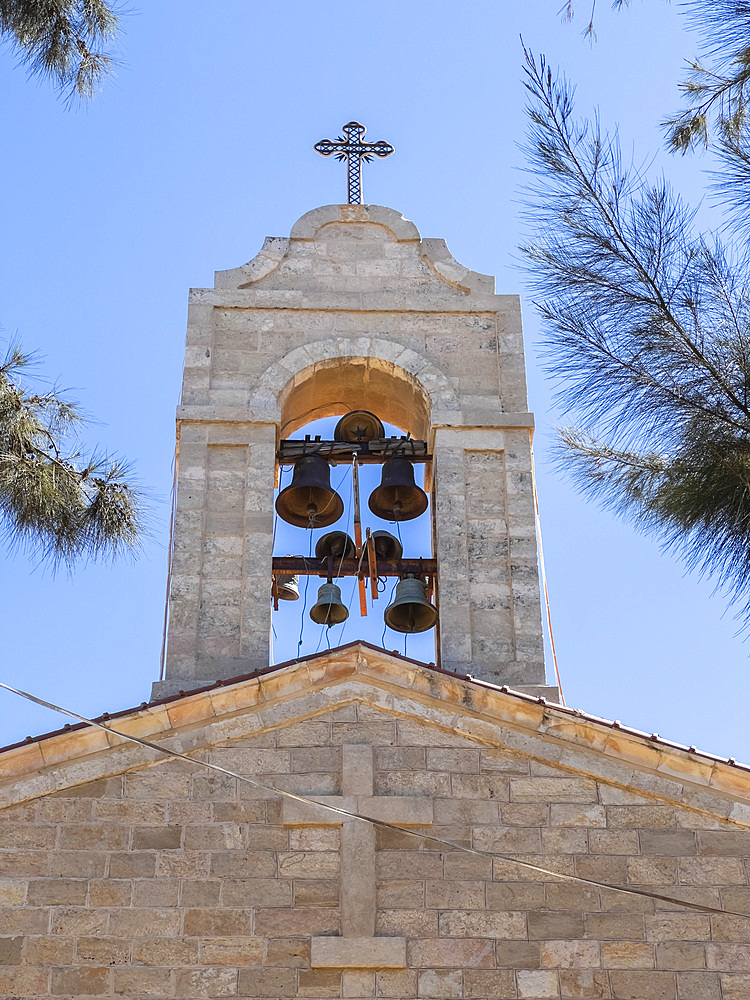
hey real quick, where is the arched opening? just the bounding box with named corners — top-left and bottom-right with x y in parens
top-left (279, 357), bottom-right (431, 440)
top-left (271, 358), bottom-right (437, 666)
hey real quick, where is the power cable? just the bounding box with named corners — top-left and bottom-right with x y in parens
top-left (158, 439), bottom-right (179, 682)
top-left (270, 467), bottom-right (287, 664)
top-left (530, 441), bottom-right (565, 706)
top-left (279, 404), bottom-right (351, 437)
top-left (297, 529), bottom-right (313, 652)
top-left (381, 579), bottom-right (397, 648)
top-left (0, 679), bottom-right (746, 920)
top-left (332, 468), bottom-right (356, 644)
top-left (310, 466), bottom-right (349, 525)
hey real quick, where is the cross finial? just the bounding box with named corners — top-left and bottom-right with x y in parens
top-left (315, 121), bottom-right (394, 205)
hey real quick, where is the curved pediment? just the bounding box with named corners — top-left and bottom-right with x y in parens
top-left (213, 205), bottom-right (495, 298)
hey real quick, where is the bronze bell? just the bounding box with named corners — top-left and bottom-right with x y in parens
top-left (384, 577), bottom-right (438, 634)
top-left (275, 456), bottom-right (344, 528)
top-left (315, 531), bottom-right (356, 562)
top-left (371, 530), bottom-right (403, 562)
top-left (274, 574), bottom-right (300, 601)
top-left (310, 582), bottom-right (349, 626)
top-left (334, 410), bottom-right (385, 443)
top-left (369, 458), bottom-right (428, 521)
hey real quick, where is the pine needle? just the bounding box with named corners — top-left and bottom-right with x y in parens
top-left (521, 50), bottom-right (750, 621)
top-left (0, 343), bottom-right (145, 569)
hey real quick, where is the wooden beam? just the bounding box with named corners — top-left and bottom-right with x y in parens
top-left (272, 557), bottom-right (436, 578)
top-left (278, 437), bottom-right (430, 466)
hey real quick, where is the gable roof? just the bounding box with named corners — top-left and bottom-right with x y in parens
top-left (2, 642), bottom-right (749, 824)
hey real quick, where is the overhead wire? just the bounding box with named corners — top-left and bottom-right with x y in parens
top-left (158, 437), bottom-right (179, 682)
top-left (1, 678), bottom-right (747, 920)
top-left (282, 464), bottom-right (351, 655)
top-left (381, 579), bottom-right (398, 648)
top-left (270, 465), bottom-right (287, 661)
top-left (332, 461), bottom-right (360, 646)
top-left (313, 465), bottom-right (354, 644)
top-left (279, 404), bottom-right (352, 437)
top-left (529, 440), bottom-right (565, 706)
top-left (307, 465), bottom-right (349, 526)
top-left (296, 528), bottom-right (314, 652)
top-left (158, 365), bottom-right (188, 682)
top-left (340, 532), bottom-right (370, 642)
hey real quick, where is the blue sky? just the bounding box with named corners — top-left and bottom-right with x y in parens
top-left (2, 1), bottom-right (747, 761)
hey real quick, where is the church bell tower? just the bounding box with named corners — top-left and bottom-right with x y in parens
top-left (155, 190), bottom-right (550, 700)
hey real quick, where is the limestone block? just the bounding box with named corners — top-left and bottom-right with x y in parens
top-left (342, 970), bottom-right (376, 997)
top-left (310, 936), bottom-right (407, 968)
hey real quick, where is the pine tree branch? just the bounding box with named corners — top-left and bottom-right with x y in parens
top-left (0, 343), bottom-right (145, 569)
top-left (522, 51), bottom-right (750, 616)
top-left (523, 50), bottom-right (750, 425)
top-left (0, 0), bottom-right (122, 99)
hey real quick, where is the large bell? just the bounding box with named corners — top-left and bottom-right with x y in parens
top-left (315, 531), bottom-right (356, 562)
top-left (384, 577), bottom-right (438, 634)
top-left (274, 574), bottom-right (300, 601)
top-left (310, 582), bottom-right (349, 626)
top-left (276, 456), bottom-right (344, 528)
top-left (371, 530), bottom-right (403, 562)
top-left (369, 458), bottom-right (428, 521)
top-left (334, 410), bottom-right (385, 443)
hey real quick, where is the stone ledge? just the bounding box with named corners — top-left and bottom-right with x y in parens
top-left (311, 936), bottom-right (406, 968)
top-left (176, 407), bottom-right (276, 424)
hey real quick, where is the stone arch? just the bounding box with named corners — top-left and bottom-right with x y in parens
top-left (249, 338), bottom-right (460, 439)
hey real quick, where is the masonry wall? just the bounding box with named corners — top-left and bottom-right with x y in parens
top-left (2, 702), bottom-right (749, 1000)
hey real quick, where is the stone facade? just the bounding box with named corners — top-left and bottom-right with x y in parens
top-left (161, 204), bottom-right (546, 697)
top-left (2, 645), bottom-right (749, 999)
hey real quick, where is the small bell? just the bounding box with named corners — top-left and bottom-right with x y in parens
top-left (371, 530), bottom-right (403, 562)
top-left (315, 531), bottom-right (357, 562)
top-left (276, 455), bottom-right (344, 528)
top-left (310, 582), bottom-right (349, 626)
top-left (274, 574), bottom-right (300, 601)
top-left (384, 577), bottom-right (438, 634)
top-left (334, 410), bottom-right (385, 443)
top-left (369, 458), bottom-right (428, 521)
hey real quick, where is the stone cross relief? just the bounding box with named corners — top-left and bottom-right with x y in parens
top-left (282, 743), bottom-right (434, 969)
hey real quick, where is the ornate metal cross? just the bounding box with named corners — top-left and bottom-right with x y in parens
top-left (315, 121), bottom-right (394, 205)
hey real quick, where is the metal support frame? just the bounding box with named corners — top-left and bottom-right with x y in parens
top-left (274, 434), bottom-right (435, 620)
top-left (277, 436), bottom-right (429, 466)
top-left (272, 556), bottom-right (436, 579)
